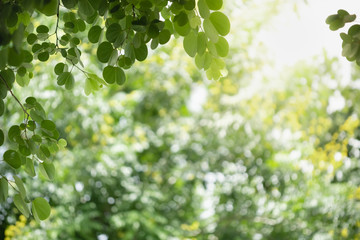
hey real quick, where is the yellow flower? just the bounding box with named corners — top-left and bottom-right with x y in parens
top-left (341, 227), bottom-right (348, 238)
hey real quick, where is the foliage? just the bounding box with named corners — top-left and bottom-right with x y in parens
top-left (326, 9), bottom-right (360, 66)
top-left (0, 0), bottom-right (230, 221)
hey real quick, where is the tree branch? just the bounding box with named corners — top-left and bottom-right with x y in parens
top-left (0, 74), bottom-right (30, 121)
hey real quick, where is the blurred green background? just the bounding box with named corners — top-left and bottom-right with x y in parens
top-left (2, 0), bottom-right (360, 239)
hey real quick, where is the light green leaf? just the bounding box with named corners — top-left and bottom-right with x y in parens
top-left (25, 158), bottom-right (36, 177)
top-left (183, 31), bottom-right (197, 57)
top-left (198, 0), bottom-right (210, 19)
top-left (39, 162), bottom-right (55, 181)
top-left (215, 37), bottom-right (229, 57)
top-left (203, 18), bottom-right (218, 43)
top-left (32, 197), bottom-right (51, 221)
top-left (197, 32), bottom-right (207, 56)
top-left (209, 12), bottom-right (231, 36)
top-left (13, 175), bottom-right (27, 199)
top-left (0, 178), bottom-right (8, 202)
top-left (16, 73), bottom-right (30, 87)
top-left (206, 0), bottom-right (223, 10)
top-left (57, 72), bottom-right (74, 87)
top-left (14, 194), bottom-right (30, 218)
top-left (41, 120), bottom-right (56, 131)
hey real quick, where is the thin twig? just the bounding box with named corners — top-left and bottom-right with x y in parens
top-left (0, 74), bottom-right (30, 139)
top-left (0, 74), bottom-right (29, 120)
top-left (55, 0), bottom-right (60, 47)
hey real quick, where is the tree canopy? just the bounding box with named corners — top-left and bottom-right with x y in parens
top-left (0, 0), bottom-right (230, 222)
top-left (2, 0), bottom-right (360, 240)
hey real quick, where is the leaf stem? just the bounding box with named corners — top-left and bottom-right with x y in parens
top-left (55, 0), bottom-right (60, 48)
top-left (0, 174), bottom-right (20, 193)
top-left (0, 74), bottom-right (30, 120)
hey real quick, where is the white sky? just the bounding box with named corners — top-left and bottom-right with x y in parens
top-left (260, 0), bottom-right (360, 66)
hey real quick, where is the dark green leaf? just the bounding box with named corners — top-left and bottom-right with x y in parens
top-left (134, 44), bottom-right (148, 61)
top-left (0, 99), bottom-right (4, 116)
top-left (102, 66), bottom-right (126, 85)
top-left (3, 150), bottom-right (21, 169)
top-left (36, 25), bottom-right (49, 33)
top-left (97, 41), bottom-right (113, 63)
top-left (0, 129), bottom-right (4, 146)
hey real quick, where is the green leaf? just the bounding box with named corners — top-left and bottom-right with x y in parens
top-left (203, 18), bottom-right (218, 43)
top-left (184, 0), bottom-right (196, 10)
top-left (78, 0), bottom-right (95, 17)
top-left (206, 0), bottom-right (223, 10)
top-left (0, 99), bottom-right (4, 116)
top-left (14, 194), bottom-right (29, 218)
top-left (0, 178), bottom-right (8, 203)
top-left (197, 32), bottom-right (207, 56)
top-left (209, 12), bottom-right (231, 36)
top-left (19, 144), bottom-right (31, 156)
top-left (30, 109), bottom-right (44, 122)
top-left (25, 158), bottom-right (36, 177)
top-left (134, 44), bottom-right (148, 61)
top-left (62, 0), bottom-right (78, 9)
top-left (65, 74), bottom-right (75, 90)
top-left (183, 31), bottom-right (197, 57)
top-left (159, 30), bottom-right (171, 45)
top-left (57, 72), bottom-right (74, 87)
top-left (54, 63), bottom-right (66, 75)
top-left (3, 150), bottom-right (21, 169)
top-left (0, 69), bottom-right (15, 87)
top-left (13, 24), bottom-right (25, 53)
top-left (38, 51), bottom-right (50, 62)
top-left (215, 36), bottom-right (229, 57)
top-left (8, 125), bottom-right (21, 142)
top-left (0, 129), bottom-right (4, 146)
top-left (58, 138), bottom-right (67, 149)
top-left (106, 23), bottom-right (123, 43)
top-left (40, 145), bottom-right (51, 158)
top-left (148, 23), bottom-right (160, 38)
top-left (32, 197), bottom-right (51, 221)
top-left (39, 162), bottom-right (55, 181)
top-left (198, 0), bottom-right (210, 19)
top-left (36, 25), bottom-right (50, 33)
top-left (174, 21), bottom-right (191, 37)
top-left (41, 120), bottom-right (56, 131)
top-left (13, 175), bottom-right (27, 199)
top-left (103, 66), bottom-right (126, 85)
top-left (97, 41), bottom-right (114, 63)
top-left (174, 11), bottom-right (188, 27)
